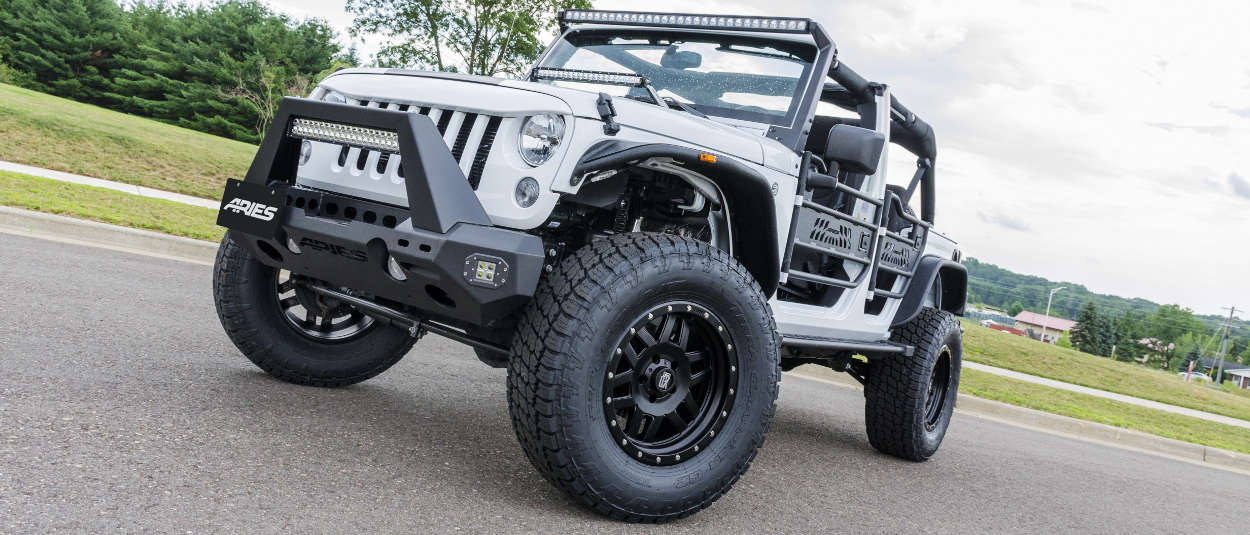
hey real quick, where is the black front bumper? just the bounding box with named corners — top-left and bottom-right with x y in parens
top-left (219, 98), bottom-right (544, 327)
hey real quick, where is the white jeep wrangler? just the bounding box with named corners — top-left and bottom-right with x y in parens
top-left (213, 9), bottom-right (968, 522)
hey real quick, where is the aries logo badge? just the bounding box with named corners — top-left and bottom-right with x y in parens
top-left (298, 237), bottom-right (367, 262)
top-left (223, 198), bottom-right (278, 221)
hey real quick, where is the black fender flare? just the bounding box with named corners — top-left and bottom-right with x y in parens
top-left (890, 255), bottom-right (967, 327)
top-left (569, 141), bottom-right (780, 298)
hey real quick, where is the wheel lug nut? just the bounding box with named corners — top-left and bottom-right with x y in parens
top-left (710, 430), bottom-right (715, 437)
top-left (606, 397), bottom-right (612, 404)
top-left (611, 420), bottom-right (617, 427)
top-left (727, 344), bottom-right (732, 350)
top-left (687, 305), bottom-right (692, 311)
top-left (703, 313), bottom-right (709, 318)
top-left (668, 306), bottom-right (673, 311)
top-left (731, 366), bottom-right (736, 372)
top-left (675, 455), bottom-right (681, 461)
top-left (622, 439), bottom-right (628, 446)
top-left (694, 446), bottom-right (700, 452)
top-left (729, 389), bottom-right (734, 395)
top-left (717, 326), bottom-right (723, 332)
top-left (722, 411), bottom-right (728, 417)
top-left (608, 372), bottom-right (614, 379)
top-left (630, 328), bottom-right (636, 334)
top-left (617, 348), bottom-right (622, 354)
top-left (648, 313), bottom-right (653, 319)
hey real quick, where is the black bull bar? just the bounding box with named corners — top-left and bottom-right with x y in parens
top-left (218, 97), bottom-right (545, 327)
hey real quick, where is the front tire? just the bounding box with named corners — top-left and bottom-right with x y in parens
top-left (864, 307), bottom-right (962, 461)
top-left (507, 234), bottom-right (780, 522)
top-left (213, 232), bottom-right (419, 387)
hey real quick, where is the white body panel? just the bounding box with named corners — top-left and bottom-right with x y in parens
top-left (298, 70), bottom-right (960, 342)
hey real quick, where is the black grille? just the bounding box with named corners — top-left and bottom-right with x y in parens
top-left (468, 116), bottom-right (502, 190)
top-left (435, 111), bottom-right (455, 135)
top-left (450, 113), bottom-right (479, 162)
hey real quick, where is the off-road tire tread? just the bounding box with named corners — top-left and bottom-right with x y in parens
top-left (507, 233), bottom-right (780, 523)
top-left (213, 233), bottom-right (417, 387)
top-left (864, 308), bottom-right (959, 461)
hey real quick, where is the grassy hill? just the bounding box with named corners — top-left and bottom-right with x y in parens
top-left (0, 83), bottom-right (254, 200)
top-left (960, 319), bottom-right (1250, 422)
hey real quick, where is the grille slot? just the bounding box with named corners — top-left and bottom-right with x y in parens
top-left (468, 116), bottom-right (502, 190)
top-left (450, 113), bottom-right (479, 162)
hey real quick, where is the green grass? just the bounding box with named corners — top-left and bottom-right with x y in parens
top-left (960, 369), bottom-right (1250, 455)
top-left (0, 83), bottom-right (254, 200)
top-left (0, 171), bottom-right (224, 241)
top-left (960, 319), bottom-right (1250, 423)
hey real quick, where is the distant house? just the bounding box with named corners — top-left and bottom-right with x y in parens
top-left (1228, 369), bottom-right (1250, 389)
top-left (1013, 311), bottom-right (1077, 344)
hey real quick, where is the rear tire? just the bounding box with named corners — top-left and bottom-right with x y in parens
top-left (507, 233), bottom-right (780, 522)
top-left (213, 232), bottom-right (418, 387)
top-left (864, 308), bottom-right (961, 461)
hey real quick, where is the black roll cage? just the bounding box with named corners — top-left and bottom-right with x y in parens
top-left (555, 10), bottom-right (939, 224)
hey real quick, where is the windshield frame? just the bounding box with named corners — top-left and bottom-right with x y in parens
top-left (536, 29), bottom-right (817, 126)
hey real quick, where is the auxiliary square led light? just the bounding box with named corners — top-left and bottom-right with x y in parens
top-left (289, 118), bottom-right (401, 153)
top-left (532, 67), bottom-right (647, 87)
top-left (561, 10), bottom-right (810, 34)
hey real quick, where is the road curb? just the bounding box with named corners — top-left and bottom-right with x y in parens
top-left (787, 365), bottom-right (1250, 473)
top-left (0, 206), bottom-right (217, 265)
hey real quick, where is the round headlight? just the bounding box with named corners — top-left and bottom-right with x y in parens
top-left (299, 140), bottom-right (313, 166)
top-left (321, 89), bottom-right (347, 104)
top-left (515, 177), bottom-right (540, 208)
top-left (519, 114), bottom-right (565, 167)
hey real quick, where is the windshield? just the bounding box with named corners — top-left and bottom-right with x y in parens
top-left (537, 29), bottom-right (816, 124)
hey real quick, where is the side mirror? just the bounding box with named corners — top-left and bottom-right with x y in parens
top-left (825, 124), bottom-right (886, 175)
top-left (661, 47), bottom-right (702, 70)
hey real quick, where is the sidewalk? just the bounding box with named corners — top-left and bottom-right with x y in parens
top-left (0, 160), bottom-right (219, 209)
top-left (964, 361), bottom-right (1250, 430)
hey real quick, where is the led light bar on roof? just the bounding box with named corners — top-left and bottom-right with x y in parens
top-left (289, 118), bottom-right (400, 153)
top-left (532, 67), bottom-right (647, 87)
top-left (562, 10), bottom-right (810, 34)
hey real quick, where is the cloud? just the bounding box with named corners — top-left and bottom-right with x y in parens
top-left (1211, 104), bottom-right (1250, 119)
top-left (977, 211), bottom-right (1031, 231)
top-left (1230, 173), bottom-right (1250, 199)
top-left (1145, 122), bottom-right (1232, 136)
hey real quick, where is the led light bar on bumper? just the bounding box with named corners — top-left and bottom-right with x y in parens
top-left (289, 118), bottom-right (400, 153)
top-left (532, 67), bottom-right (646, 87)
top-left (562, 10), bottom-right (810, 33)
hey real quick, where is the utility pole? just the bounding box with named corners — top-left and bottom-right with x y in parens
top-left (1215, 306), bottom-right (1239, 386)
top-left (1040, 287), bottom-right (1066, 344)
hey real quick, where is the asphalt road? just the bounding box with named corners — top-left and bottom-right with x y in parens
top-left (2, 232), bottom-right (1248, 534)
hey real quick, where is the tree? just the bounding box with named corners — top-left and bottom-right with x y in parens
top-left (346, 0), bottom-right (591, 77)
top-left (1180, 344), bottom-right (1203, 374)
top-left (1069, 301), bottom-right (1101, 356)
top-left (1006, 301), bottom-right (1024, 317)
top-left (0, 0), bottom-right (345, 143)
top-left (0, 0), bottom-right (131, 101)
top-left (1241, 347), bottom-right (1250, 366)
top-left (1146, 304), bottom-right (1204, 346)
top-left (1055, 332), bottom-right (1073, 349)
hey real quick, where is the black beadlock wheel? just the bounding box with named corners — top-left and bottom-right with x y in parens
top-left (213, 231), bottom-right (419, 387)
top-left (603, 302), bottom-right (738, 465)
top-left (507, 233), bottom-right (780, 523)
top-left (864, 307), bottom-right (962, 461)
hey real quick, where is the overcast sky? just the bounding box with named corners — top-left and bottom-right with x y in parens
top-left (260, 0), bottom-right (1249, 316)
